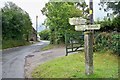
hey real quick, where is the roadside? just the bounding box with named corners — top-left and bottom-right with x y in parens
top-left (41, 44), bottom-right (65, 51)
top-left (25, 46), bottom-right (66, 78)
top-left (31, 51), bottom-right (118, 78)
top-left (2, 41), bottom-right (36, 51)
top-left (2, 40), bottom-right (49, 78)
top-left (2, 40), bottom-right (32, 49)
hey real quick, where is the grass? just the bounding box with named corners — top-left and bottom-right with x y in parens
top-left (2, 39), bottom-right (31, 49)
top-left (41, 44), bottom-right (55, 51)
top-left (32, 51), bottom-right (118, 78)
top-left (41, 44), bottom-right (65, 51)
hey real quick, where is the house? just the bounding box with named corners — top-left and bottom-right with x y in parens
top-left (29, 27), bottom-right (37, 41)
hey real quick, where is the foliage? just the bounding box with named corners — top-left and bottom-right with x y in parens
top-left (98, 1), bottom-right (120, 32)
top-left (95, 17), bottom-right (120, 32)
top-left (99, 1), bottom-right (120, 16)
top-left (110, 33), bottom-right (119, 54)
top-left (94, 32), bottom-right (119, 55)
top-left (75, 2), bottom-right (89, 20)
top-left (39, 29), bottom-right (50, 40)
top-left (2, 2), bottom-right (33, 49)
top-left (65, 31), bottom-right (84, 48)
top-left (2, 2), bottom-right (32, 41)
top-left (41, 2), bottom-right (87, 44)
top-left (99, 18), bottom-right (113, 32)
top-left (112, 16), bottom-right (120, 32)
top-left (32, 52), bottom-right (118, 78)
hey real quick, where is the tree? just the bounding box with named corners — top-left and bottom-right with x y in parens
top-left (99, 1), bottom-right (120, 16)
top-left (2, 2), bottom-right (32, 41)
top-left (41, 2), bottom-right (88, 44)
top-left (75, 2), bottom-right (89, 18)
top-left (98, 1), bottom-right (120, 32)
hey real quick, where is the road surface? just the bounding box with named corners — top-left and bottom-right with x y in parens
top-left (2, 40), bottom-right (49, 78)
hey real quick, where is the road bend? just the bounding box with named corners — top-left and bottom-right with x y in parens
top-left (2, 40), bottom-right (49, 78)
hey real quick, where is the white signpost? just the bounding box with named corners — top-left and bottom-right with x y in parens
top-left (69, 17), bottom-right (100, 75)
top-left (69, 17), bottom-right (86, 25)
top-left (75, 24), bottom-right (100, 31)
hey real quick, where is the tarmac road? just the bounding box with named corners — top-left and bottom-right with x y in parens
top-left (2, 40), bottom-right (49, 78)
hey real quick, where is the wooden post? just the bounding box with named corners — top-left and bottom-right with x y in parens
top-left (84, 0), bottom-right (94, 75)
top-left (84, 31), bottom-right (94, 75)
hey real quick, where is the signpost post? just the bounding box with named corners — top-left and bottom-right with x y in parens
top-left (85, 0), bottom-right (94, 75)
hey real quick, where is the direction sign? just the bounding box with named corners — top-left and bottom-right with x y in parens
top-left (75, 24), bottom-right (100, 31)
top-left (86, 24), bottom-right (100, 30)
top-left (69, 17), bottom-right (86, 25)
top-left (75, 25), bottom-right (86, 31)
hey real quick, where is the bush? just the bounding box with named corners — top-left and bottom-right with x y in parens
top-left (110, 33), bottom-right (119, 54)
top-left (94, 32), bottom-right (119, 55)
top-left (39, 29), bottom-right (50, 40)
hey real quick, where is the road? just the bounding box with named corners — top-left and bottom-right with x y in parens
top-left (2, 40), bottom-right (49, 78)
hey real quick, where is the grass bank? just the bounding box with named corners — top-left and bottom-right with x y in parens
top-left (2, 40), bottom-right (31, 49)
top-left (41, 44), bottom-right (65, 51)
top-left (32, 51), bottom-right (118, 78)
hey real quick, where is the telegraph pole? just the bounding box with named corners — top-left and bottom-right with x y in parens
top-left (36, 16), bottom-right (38, 41)
top-left (84, 0), bottom-right (94, 75)
top-left (36, 16), bottom-right (38, 33)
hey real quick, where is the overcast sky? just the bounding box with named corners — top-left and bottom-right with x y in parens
top-left (0, 0), bottom-right (107, 31)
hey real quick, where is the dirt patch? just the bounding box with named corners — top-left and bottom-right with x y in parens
top-left (24, 47), bottom-right (66, 78)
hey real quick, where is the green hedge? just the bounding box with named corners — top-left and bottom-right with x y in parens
top-left (94, 32), bottom-right (119, 55)
top-left (39, 29), bottom-right (50, 40)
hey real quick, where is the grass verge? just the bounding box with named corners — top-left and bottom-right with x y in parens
top-left (32, 51), bottom-right (118, 78)
top-left (41, 44), bottom-right (65, 51)
top-left (2, 40), bottom-right (31, 49)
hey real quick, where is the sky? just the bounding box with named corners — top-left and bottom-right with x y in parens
top-left (0, 0), bottom-right (108, 32)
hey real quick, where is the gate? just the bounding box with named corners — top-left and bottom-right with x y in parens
top-left (65, 31), bottom-right (84, 56)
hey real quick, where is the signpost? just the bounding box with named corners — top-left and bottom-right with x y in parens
top-left (69, 17), bottom-right (86, 25)
top-left (86, 24), bottom-right (100, 30)
top-left (69, 17), bottom-right (100, 75)
top-left (75, 24), bottom-right (100, 31)
top-left (69, 0), bottom-right (100, 75)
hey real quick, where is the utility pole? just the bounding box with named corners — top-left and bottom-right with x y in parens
top-left (36, 16), bottom-right (38, 33)
top-left (36, 16), bottom-right (38, 41)
top-left (84, 0), bottom-right (94, 75)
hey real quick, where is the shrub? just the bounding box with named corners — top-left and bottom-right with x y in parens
top-left (94, 32), bottom-right (119, 55)
top-left (110, 33), bottom-right (119, 54)
top-left (39, 29), bottom-right (50, 40)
